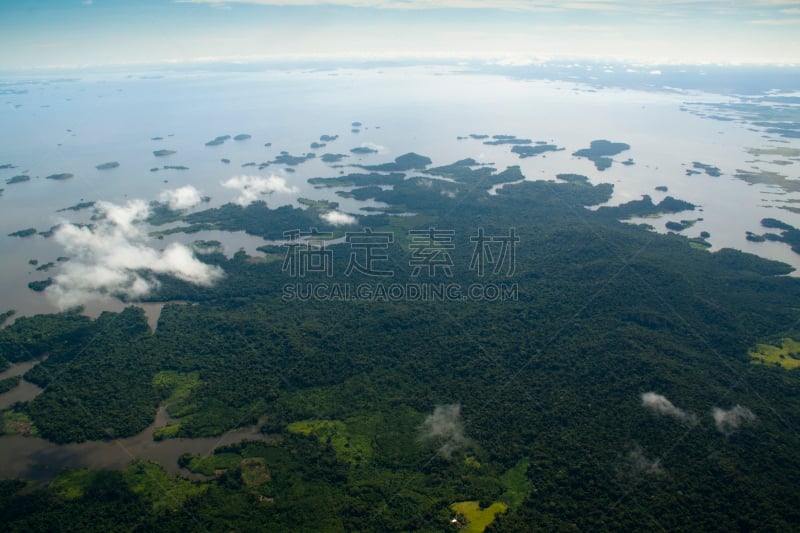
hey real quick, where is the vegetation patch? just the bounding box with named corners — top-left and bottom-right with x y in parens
top-left (0, 410), bottom-right (39, 436)
top-left (499, 457), bottom-right (532, 509)
top-left (122, 460), bottom-right (206, 512)
top-left (734, 168), bottom-right (800, 193)
top-left (151, 371), bottom-right (204, 439)
top-left (749, 338), bottom-right (800, 370)
top-left (287, 418), bottom-right (373, 466)
top-left (181, 452), bottom-right (243, 476)
top-left (451, 501), bottom-right (508, 532)
top-left (0, 376), bottom-right (21, 393)
top-left (240, 457), bottom-right (271, 487)
top-left (746, 146), bottom-right (800, 158)
top-left (49, 469), bottom-right (105, 500)
top-left (153, 423), bottom-right (181, 441)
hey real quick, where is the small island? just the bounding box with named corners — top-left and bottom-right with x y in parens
top-left (57, 201), bottom-right (95, 212)
top-left (665, 219), bottom-right (701, 232)
top-left (484, 134), bottom-right (533, 146)
top-left (746, 218), bottom-right (800, 254)
top-left (310, 142), bottom-right (326, 149)
top-left (691, 162), bottom-right (721, 177)
top-left (153, 150), bottom-right (176, 157)
top-left (321, 153), bottom-right (347, 163)
top-left (45, 173), bottom-right (74, 181)
top-left (361, 152), bottom-right (432, 172)
top-left (5, 175), bottom-right (30, 185)
top-left (350, 146), bottom-right (378, 155)
top-left (221, 158), bottom-right (230, 164)
top-left (233, 134), bottom-right (251, 141)
top-left (573, 140), bottom-right (631, 171)
top-left (95, 161), bottom-right (120, 170)
top-left (205, 135), bottom-right (230, 146)
top-left (511, 144), bottom-right (563, 158)
top-left (27, 278), bottom-right (53, 292)
top-left (272, 152), bottom-right (315, 166)
top-left (9, 228), bottom-right (37, 238)
top-left (320, 134), bottom-right (339, 142)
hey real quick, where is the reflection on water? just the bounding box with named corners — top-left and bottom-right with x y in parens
top-left (0, 405), bottom-right (274, 482)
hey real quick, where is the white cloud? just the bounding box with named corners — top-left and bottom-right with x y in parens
top-left (419, 404), bottom-right (468, 459)
top-left (46, 200), bottom-right (223, 309)
top-left (159, 185), bottom-right (205, 210)
top-left (713, 405), bottom-right (756, 435)
top-left (626, 445), bottom-right (664, 476)
top-left (221, 174), bottom-right (298, 206)
top-left (320, 210), bottom-right (357, 226)
top-left (641, 392), bottom-right (697, 425)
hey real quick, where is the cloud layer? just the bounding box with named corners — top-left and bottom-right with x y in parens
top-left (47, 200), bottom-right (223, 309)
top-left (713, 405), bottom-right (756, 436)
top-left (641, 392), bottom-right (697, 425)
top-left (222, 174), bottom-right (298, 206)
top-left (321, 210), bottom-right (357, 226)
top-left (419, 403), bottom-right (468, 459)
top-left (159, 185), bottom-right (205, 210)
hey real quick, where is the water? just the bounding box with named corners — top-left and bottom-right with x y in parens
top-left (0, 358), bottom-right (45, 409)
top-left (2, 68), bottom-right (799, 322)
top-left (0, 405), bottom-right (274, 482)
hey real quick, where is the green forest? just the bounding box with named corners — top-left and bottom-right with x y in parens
top-left (2, 156), bottom-right (800, 531)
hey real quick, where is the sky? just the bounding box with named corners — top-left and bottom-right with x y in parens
top-left (1, 0), bottom-right (799, 71)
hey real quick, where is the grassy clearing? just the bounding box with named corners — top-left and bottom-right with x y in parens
top-left (499, 457), bottom-right (532, 509)
top-left (49, 469), bottom-right (103, 500)
top-left (153, 423), bottom-right (181, 441)
top-left (749, 338), bottom-right (800, 370)
top-left (451, 501), bottom-right (508, 533)
top-left (1, 410), bottom-right (39, 436)
top-left (153, 370), bottom-right (201, 404)
top-left (123, 460), bottom-right (206, 512)
top-left (240, 457), bottom-right (270, 487)
top-left (152, 370), bottom-right (202, 436)
top-left (184, 453), bottom-right (242, 476)
top-left (287, 418), bottom-right (373, 466)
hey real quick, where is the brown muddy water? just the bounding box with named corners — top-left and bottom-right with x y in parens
top-left (0, 405), bottom-right (274, 482)
top-left (1, 357), bottom-right (273, 483)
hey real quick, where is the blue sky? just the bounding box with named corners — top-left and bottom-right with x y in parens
top-left (1, 0), bottom-right (799, 70)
